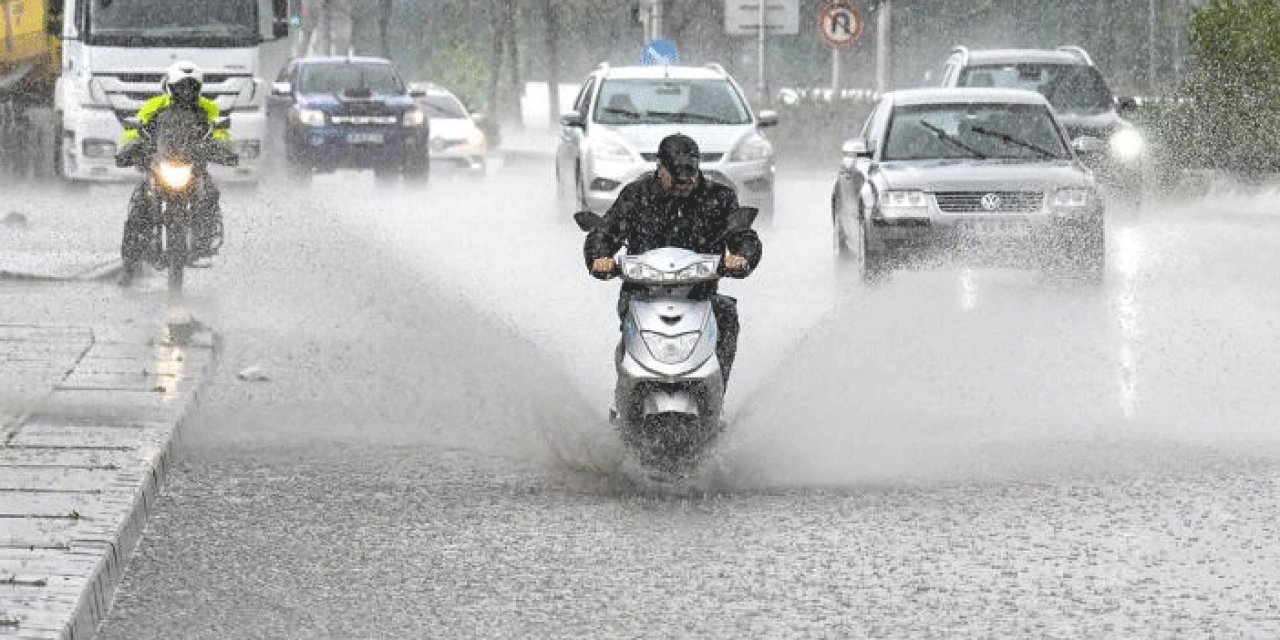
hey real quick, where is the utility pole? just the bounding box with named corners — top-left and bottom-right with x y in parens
top-left (757, 0), bottom-right (766, 102)
top-left (875, 0), bottom-right (892, 94)
top-left (1148, 0), bottom-right (1157, 94)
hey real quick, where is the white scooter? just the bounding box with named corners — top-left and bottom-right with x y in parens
top-left (576, 208), bottom-right (755, 473)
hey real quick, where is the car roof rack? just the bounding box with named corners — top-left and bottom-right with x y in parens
top-left (705, 63), bottom-right (727, 76)
top-left (1057, 46), bottom-right (1094, 66)
top-left (949, 46), bottom-right (970, 65)
top-left (596, 61), bottom-right (610, 74)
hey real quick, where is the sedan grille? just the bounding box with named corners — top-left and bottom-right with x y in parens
top-left (331, 115), bottom-right (399, 125)
top-left (934, 191), bottom-right (1044, 213)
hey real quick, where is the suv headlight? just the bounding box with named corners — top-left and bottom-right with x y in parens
top-left (641, 331), bottom-right (701, 364)
top-left (1109, 128), bottom-right (1144, 161)
top-left (880, 189), bottom-right (929, 218)
top-left (730, 132), bottom-right (772, 162)
top-left (402, 108), bottom-right (426, 127)
top-left (1051, 187), bottom-right (1094, 209)
top-left (591, 138), bottom-right (634, 162)
top-left (295, 108), bottom-right (326, 127)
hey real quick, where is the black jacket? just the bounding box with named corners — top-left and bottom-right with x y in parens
top-left (583, 172), bottom-right (763, 281)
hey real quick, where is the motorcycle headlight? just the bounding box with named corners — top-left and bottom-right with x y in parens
top-left (641, 331), bottom-right (701, 364)
top-left (591, 138), bottom-right (634, 162)
top-left (1051, 187), bottom-right (1094, 209)
top-left (402, 109), bottom-right (427, 127)
top-left (729, 132), bottom-right (772, 162)
top-left (155, 162), bottom-right (194, 190)
top-left (1109, 128), bottom-right (1144, 161)
top-left (296, 108), bottom-right (326, 127)
top-left (880, 189), bottom-right (929, 218)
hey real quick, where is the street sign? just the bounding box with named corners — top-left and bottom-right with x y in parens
top-left (724, 0), bottom-right (800, 36)
top-left (818, 2), bottom-right (864, 50)
top-left (641, 39), bottom-right (679, 65)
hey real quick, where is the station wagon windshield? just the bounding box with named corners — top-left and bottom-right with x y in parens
top-left (299, 63), bottom-right (405, 95)
top-left (594, 79), bottom-right (751, 125)
top-left (884, 103), bottom-right (1068, 161)
top-left (959, 64), bottom-right (1114, 113)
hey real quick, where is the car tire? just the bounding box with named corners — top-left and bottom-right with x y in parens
top-left (574, 165), bottom-right (588, 212)
top-left (285, 151), bottom-right (312, 184)
top-left (403, 155), bottom-right (430, 186)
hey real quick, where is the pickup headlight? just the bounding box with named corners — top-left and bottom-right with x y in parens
top-left (591, 138), bottom-right (634, 162)
top-left (730, 132), bottom-right (772, 162)
top-left (1051, 187), bottom-right (1094, 209)
top-left (880, 189), bottom-right (929, 218)
top-left (402, 109), bottom-right (426, 127)
top-left (295, 108), bottom-right (326, 127)
top-left (1109, 128), bottom-right (1144, 161)
top-left (641, 331), bottom-right (701, 364)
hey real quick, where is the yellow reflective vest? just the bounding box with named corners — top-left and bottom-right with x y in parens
top-left (121, 95), bottom-right (230, 142)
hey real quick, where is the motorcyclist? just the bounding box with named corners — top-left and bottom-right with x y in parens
top-left (118, 60), bottom-right (229, 284)
top-left (584, 133), bottom-right (763, 385)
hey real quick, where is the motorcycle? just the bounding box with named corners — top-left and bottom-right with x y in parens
top-left (575, 207), bottom-right (756, 475)
top-left (115, 108), bottom-right (238, 293)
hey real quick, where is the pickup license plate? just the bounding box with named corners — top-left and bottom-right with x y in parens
top-left (346, 133), bottom-right (385, 145)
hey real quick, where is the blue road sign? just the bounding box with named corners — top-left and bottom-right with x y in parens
top-left (642, 39), bottom-right (680, 65)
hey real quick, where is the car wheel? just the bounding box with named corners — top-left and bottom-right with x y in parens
top-left (285, 151), bottom-right (312, 184)
top-left (403, 155), bottom-right (430, 185)
top-left (860, 225), bottom-right (890, 284)
top-left (574, 165), bottom-right (588, 212)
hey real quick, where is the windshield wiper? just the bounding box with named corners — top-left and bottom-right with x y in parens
top-left (918, 120), bottom-right (987, 159)
top-left (967, 125), bottom-right (1059, 159)
top-left (600, 106), bottom-right (642, 120)
top-left (673, 112), bottom-right (735, 124)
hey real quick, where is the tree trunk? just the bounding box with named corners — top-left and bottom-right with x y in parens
top-left (505, 3), bottom-right (521, 126)
top-left (544, 0), bottom-right (562, 127)
top-left (486, 0), bottom-right (505, 119)
top-left (378, 0), bottom-right (393, 58)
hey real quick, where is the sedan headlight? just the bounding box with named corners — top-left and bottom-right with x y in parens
top-left (155, 161), bottom-right (194, 190)
top-left (591, 138), bottom-right (634, 162)
top-left (729, 132), bottom-right (772, 162)
top-left (295, 108), bottom-right (326, 127)
top-left (1109, 128), bottom-right (1144, 161)
top-left (1051, 187), bottom-right (1094, 209)
top-left (641, 331), bottom-right (701, 364)
top-left (402, 109), bottom-right (427, 127)
top-left (880, 189), bottom-right (929, 218)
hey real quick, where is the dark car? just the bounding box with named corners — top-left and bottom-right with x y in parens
top-left (269, 56), bottom-right (430, 183)
top-left (938, 46), bottom-right (1144, 204)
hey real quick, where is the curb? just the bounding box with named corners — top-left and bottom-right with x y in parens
top-left (0, 319), bottom-right (219, 639)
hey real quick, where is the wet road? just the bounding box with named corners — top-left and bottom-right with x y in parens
top-left (66, 162), bottom-right (1280, 638)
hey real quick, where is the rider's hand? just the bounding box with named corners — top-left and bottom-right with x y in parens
top-left (590, 257), bottom-right (617, 279)
top-left (722, 254), bottom-right (750, 277)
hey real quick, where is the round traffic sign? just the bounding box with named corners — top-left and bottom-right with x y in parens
top-left (818, 2), bottom-right (864, 50)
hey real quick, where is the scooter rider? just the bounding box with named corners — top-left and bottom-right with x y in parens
top-left (584, 133), bottom-right (763, 385)
top-left (119, 60), bottom-right (228, 283)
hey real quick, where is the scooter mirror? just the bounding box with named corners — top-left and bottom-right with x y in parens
top-left (574, 211), bottom-right (604, 232)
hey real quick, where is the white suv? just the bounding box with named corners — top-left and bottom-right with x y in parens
top-left (556, 63), bottom-right (777, 221)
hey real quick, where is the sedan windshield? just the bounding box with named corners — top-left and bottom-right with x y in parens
top-left (299, 63), bottom-right (404, 96)
top-left (594, 79), bottom-right (751, 125)
top-left (884, 103), bottom-right (1069, 161)
top-left (958, 64), bottom-right (1115, 113)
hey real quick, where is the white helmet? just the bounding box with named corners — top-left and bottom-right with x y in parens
top-left (163, 60), bottom-right (204, 94)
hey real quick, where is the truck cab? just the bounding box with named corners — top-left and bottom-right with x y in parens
top-left (50, 0), bottom-right (288, 183)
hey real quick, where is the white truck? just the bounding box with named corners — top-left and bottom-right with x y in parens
top-left (50, 0), bottom-right (289, 183)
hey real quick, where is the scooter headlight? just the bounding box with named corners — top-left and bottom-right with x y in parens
top-left (621, 260), bottom-right (663, 282)
top-left (155, 162), bottom-right (194, 190)
top-left (641, 331), bottom-right (701, 364)
top-left (675, 257), bottom-right (719, 281)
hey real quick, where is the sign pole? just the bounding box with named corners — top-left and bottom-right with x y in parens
top-left (757, 1), bottom-right (766, 103)
top-left (831, 48), bottom-right (840, 93)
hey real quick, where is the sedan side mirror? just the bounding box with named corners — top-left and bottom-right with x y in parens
top-left (560, 111), bottom-right (585, 128)
top-left (1072, 136), bottom-right (1105, 155)
top-left (841, 137), bottom-right (872, 158)
top-left (756, 110), bottom-right (779, 127)
top-left (470, 112), bottom-right (487, 124)
top-left (1117, 96), bottom-right (1140, 114)
top-left (574, 210), bottom-right (604, 232)
top-left (272, 82), bottom-right (292, 97)
top-left (409, 87), bottom-right (428, 98)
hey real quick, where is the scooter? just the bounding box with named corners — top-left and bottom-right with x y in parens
top-left (576, 208), bottom-right (755, 474)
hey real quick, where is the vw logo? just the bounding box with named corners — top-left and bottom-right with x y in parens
top-left (980, 193), bottom-right (1002, 211)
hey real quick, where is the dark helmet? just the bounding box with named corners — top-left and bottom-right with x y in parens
top-left (657, 133), bottom-right (700, 177)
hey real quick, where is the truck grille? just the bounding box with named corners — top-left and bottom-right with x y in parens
top-left (934, 191), bottom-right (1043, 213)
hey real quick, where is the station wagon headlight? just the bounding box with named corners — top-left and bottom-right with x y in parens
top-left (296, 108), bottom-right (326, 127)
top-left (641, 331), bottom-right (701, 364)
top-left (591, 138), bottom-right (634, 162)
top-left (1109, 128), bottom-right (1144, 161)
top-left (730, 132), bottom-right (772, 162)
top-left (880, 189), bottom-right (929, 217)
top-left (1052, 187), bottom-right (1093, 208)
